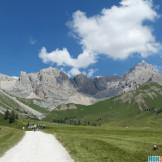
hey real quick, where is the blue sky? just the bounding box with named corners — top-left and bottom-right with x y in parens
top-left (0, 0), bottom-right (162, 77)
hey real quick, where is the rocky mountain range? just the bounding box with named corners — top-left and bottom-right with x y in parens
top-left (0, 61), bottom-right (162, 110)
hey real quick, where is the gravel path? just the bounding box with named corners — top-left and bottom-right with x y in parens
top-left (0, 131), bottom-right (74, 162)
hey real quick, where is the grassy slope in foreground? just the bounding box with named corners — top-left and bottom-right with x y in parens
top-left (46, 83), bottom-right (162, 128)
top-left (47, 124), bottom-right (162, 162)
top-left (0, 126), bottom-right (24, 157)
top-left (0, 115), bottom-right (24, 157)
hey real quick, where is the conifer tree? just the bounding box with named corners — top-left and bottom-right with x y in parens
top-left (4, 110), bottom-right (10, 120)
top-left (9, 110), bottom-right (16, 123)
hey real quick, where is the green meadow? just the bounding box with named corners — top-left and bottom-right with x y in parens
top-left (1, 83), bottom-right (162, 161)
top-left (0, 115), bottom-right (24, 156)
top-left (46, 125), bottom-right (162, 162)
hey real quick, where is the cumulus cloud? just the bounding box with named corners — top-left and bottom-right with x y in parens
top-left (69, 68), bottom-right (81, 76)
top-left (70, 0), bottom-right (160, 59)
top-left (39, 47), bottom-right (96, 68)
top-left (39, 0), bottom-right (161, 75)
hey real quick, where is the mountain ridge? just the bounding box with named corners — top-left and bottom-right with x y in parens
top-left (0, 61), bottom-right (162, 111)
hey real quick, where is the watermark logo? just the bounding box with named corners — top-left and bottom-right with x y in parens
top-left (148, 156), bottom-right (162, 162)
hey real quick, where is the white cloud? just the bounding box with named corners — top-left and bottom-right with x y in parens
top-left (87, 69), bottom-right (96, 77)
top-left (69, 68), bottom-right (81, 76)
top-left (66, 68), bottom-right (96, 77)
top-left (39, 47), bottom-right (96, 69)
top-left (70, 0), bottom-right (160, 59)
top-left (39, 0), bottom-right (161, 75)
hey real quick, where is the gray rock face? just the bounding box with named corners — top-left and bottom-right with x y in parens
top-left (71, 62), bottom-right (162, 98)
top-left (1, 67), bottom-right (95, 110)
top-left (121, 62), bottom-right (162, 92)
top-left (72, 74), bottom-right (121, 98)
top-left (124, 62), bottom-right (159, 84)
top-left (94, 76), bottom-right (120, 91)
top-left (72, 74), bottom-right (98, 95)
top-left (0, 74), bottom-right (17, 91)
top-left (0, 62), bottom-right (162, 110)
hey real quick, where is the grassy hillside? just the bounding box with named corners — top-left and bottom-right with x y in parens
top-left (17, 97), bottom-right (49, 114)
top-left (0, 90), bottom-right (45, 119)
top-left (0, 91), bottom-right (35, 117)
top-left (0, 91), bottom-right (24, 114)
top-left (45, 83), bottom-right (162, 127)
top-left (116, 83), bottom-right (162, 111)
top-left (47, 124), bottom-right (162, 162)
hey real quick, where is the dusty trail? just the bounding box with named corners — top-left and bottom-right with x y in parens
top-left (0, 131), bottom-right (74, 162)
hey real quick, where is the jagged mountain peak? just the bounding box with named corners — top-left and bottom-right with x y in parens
top-left (19, 67), bottom-right (62, 77)
top-left (129, 61), bottom-right (158, 74)
top-left (20, 71), bottom-right (27, 75)
top-left (123, 61), bottom-right (161, 85)
top-left (1, 62), bottom-right (162, 111)
top-left (0, 73), bottom-right (17, 81)
top-left (18, 67), bottom-right (69, 82)
top-left (40, 66), bottom-right (61, 74)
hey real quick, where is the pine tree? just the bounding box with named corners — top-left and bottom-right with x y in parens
top-left (4, 110), bottom-right (10, 120)
top-left (9, 110), bottom-right (16, 123)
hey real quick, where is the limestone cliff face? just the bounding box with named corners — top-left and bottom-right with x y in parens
top-left (120, 62), bottom-right (162, 92)
top-left (71, 74), bottom-right (121, 98)
top-left (124, 62), bottom-right (160, 84)
top-left (0, 62), bottom-right (162, 110)
top-left (11, 67), bottom-right (74, 99)
top-left (0, 73), bottom-right (17, 91)
top-left (0, 68), bottom-right (95, 110)
top-left (72, 74), bottom-right (98, 95)
top-left (71, 62), bottom-right (162, 98)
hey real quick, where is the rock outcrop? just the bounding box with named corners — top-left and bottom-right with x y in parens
top-left (0, 73), bottom-right (17, 91)
top-left (0, 68), bottom-right (95, 110)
